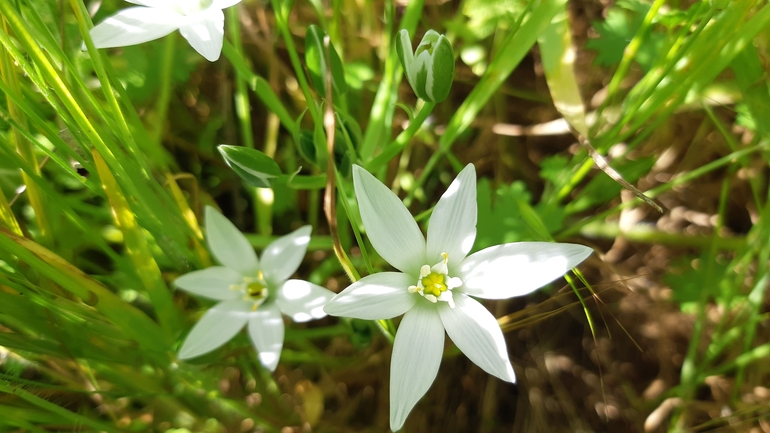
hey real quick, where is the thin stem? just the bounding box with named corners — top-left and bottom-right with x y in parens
top-left (223, 42), bottom-right (298, 137)
top-left (360, 0), bottom-right (426, 160)
top-left (322, 35), bottom-right (358, 282)
top-left (152, 35), bottom-right (176, 147)
top-left (270, 0), bottom-right (321, 126)
top-left (366, 101), bottom-right (436, 171)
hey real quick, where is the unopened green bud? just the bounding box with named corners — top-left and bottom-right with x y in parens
top-left (396, 29), bottom-right (454, 103)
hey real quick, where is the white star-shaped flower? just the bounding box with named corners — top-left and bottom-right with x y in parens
top-left (324, 164), bottom-right (593, 431)
top-left (88, 0), bottom-right (242, 62)
top-left (175, 206), bottom-right (335, 371)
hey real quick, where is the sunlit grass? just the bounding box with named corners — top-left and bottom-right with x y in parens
top-left (1, 0), bottom-right (769, 431)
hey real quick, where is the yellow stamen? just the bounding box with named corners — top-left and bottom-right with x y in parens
top-left (409, 252), bottom-right (461, 308)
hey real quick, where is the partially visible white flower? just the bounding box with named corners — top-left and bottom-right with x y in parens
top-left (175, 206), bottom-right (334, 371)
top-left (88, 0), bottom-right (242, 62)
top-left (324, 164), bottom-right (593, 431)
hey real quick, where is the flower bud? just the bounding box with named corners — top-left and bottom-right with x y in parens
top-left (396, 29), bottom-right (454, 103)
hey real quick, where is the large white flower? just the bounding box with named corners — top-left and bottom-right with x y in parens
top-left (324, 164), bottom-right (593, 431)
top-left (88, 0), bottom-right (242, 62)
top-left (176, 206), bottom-right (334, 371)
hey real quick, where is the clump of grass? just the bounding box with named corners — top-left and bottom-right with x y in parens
top-left (0, 0), bottom-right (769, 431)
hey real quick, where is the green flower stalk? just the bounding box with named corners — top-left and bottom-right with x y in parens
top-left (396, 29), bottom-right (455, 103)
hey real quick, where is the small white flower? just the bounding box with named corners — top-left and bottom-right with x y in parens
top-left (88, 0), bottom-right (242, 62)
top-left (324, 164), bottom-right (593, 431)
top-left (176, 206), bottom-right (334, 371)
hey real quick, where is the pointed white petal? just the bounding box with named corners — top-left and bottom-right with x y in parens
top-left (426, 164), bottom-right (477, 267)
top-left (352, 165), bottom-right (425, 275)
top-left (174, 266), bottom-right (243, 300)
top-left (390, 305), bottom-right (444, 432)
top-left (178, 299), bottom-right (250, 359)
top-left (438, 294), bottom-right (515, 382)
top-left (213, 0), bottom-right (243, 8)
top-left (260, 226), bottom-right (311, 287)
top-left (89, 7), bottom-right (183, 49)
top-left (323, 273), bottom-right (416, 320)
top-left (247, 303), bottom-right (285, 371)
top-left (459, 242), bottom-right (593, 299)
top-left (276, 279), bottom-right (335, 323)
top-left (179, 10), bottom-right (224, 62)
top-left (125, 0), bottom-right (169, 7)
top-left (205, 206), bottom-right (260, 277)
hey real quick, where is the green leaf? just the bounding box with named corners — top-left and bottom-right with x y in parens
top-left (295, 129), bottom-right (317, 165)
top-left (567, 156), bottom-right (656, 213)
top-left (474, 179), bottom-right (531, 251)
top-left (664, 254), bottom-right (733, 311)
top-left (218, 145), bottom-right (282, 188)
top-left (538, 6), bottom-right (588, 136)
top-left (584, 2), bottom-right (664, 71)
top-left (305, 24), bottom-right (347, 98)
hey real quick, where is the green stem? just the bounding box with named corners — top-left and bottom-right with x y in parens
top-left (152, 35), bottom-right (176, 147)
top-left (405, 0), bottom-right (561, 205)
top-left (558, 140), bottom-right (770, 238)
top-left (0, 19), bottom-right (52, 245)
top-left (602, 0), bottom-right (666, 106)
top-left (333, 170), bottom-right (367, 279)
top-left (223, 42), bottom-right (297, 137)
top-left (270, 0), bottom-right (321, 126)
top-left (359, 0), bottom-right (425, 160)
top-left (70, 0), bottom-right (165, 171)
top-left (677, 179), bottom-right (729, 402)
top-left (366, 101), bottom-right (435, 171)
top-left (227, 7), bottom-right (255, 150)
top-left (578, 222), bottom-right (745, 250)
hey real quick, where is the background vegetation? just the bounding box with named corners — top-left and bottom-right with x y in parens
top-left (1, 0), bottom-right (769, 431)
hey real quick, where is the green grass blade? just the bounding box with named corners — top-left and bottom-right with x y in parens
top-left (92, 150), bottom-right (181, 339)
top-left (0, 226), bottom-right (169, 353)
top-left (407, 0), bottom-right (565, 204)
top-left (0, 381), bottom-right (121, 433)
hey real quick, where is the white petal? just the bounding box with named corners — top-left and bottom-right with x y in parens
top-left (205, 206), bottom-right (260, 277)
top-left (276, 279), bottom-right (335, 323)
top-left (459, 242), bottom-right (593, 299)
top-left (213, 0), bottom-right (243, 8)
top-left (179, 10), bottom-right (224, 62)
top-left (178, 299), bottom-right (250, 359)
top-left (390, 305), bottom-right (444, 432)
top-left (174, 266), bottom-right (243, 300)
top-left (125, 0), bottom-right (170, 7)
top-left (248, 303), bottom-right (285, 371)
top-left (352, 165), bottom-right (425, 275)
top-left (89, 7), bottom-right (183, 49)
top-left (426, 164), bottom-right (477, 267)
top-left (323, 273), bottom-right (416, 320)
top-left (438, 294), bottom-right (515, 382)
top-left (260, 226), bottom-right (311, 287)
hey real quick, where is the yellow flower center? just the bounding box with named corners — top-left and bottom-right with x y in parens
top-left (408, 252), bottom-right (462, 308)
top-left (230, 271), bottom-right (269, 309)
top-left (245, 280), bottom-right (267, 299)
top-left (420, 272), bottom-right (447, 297)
